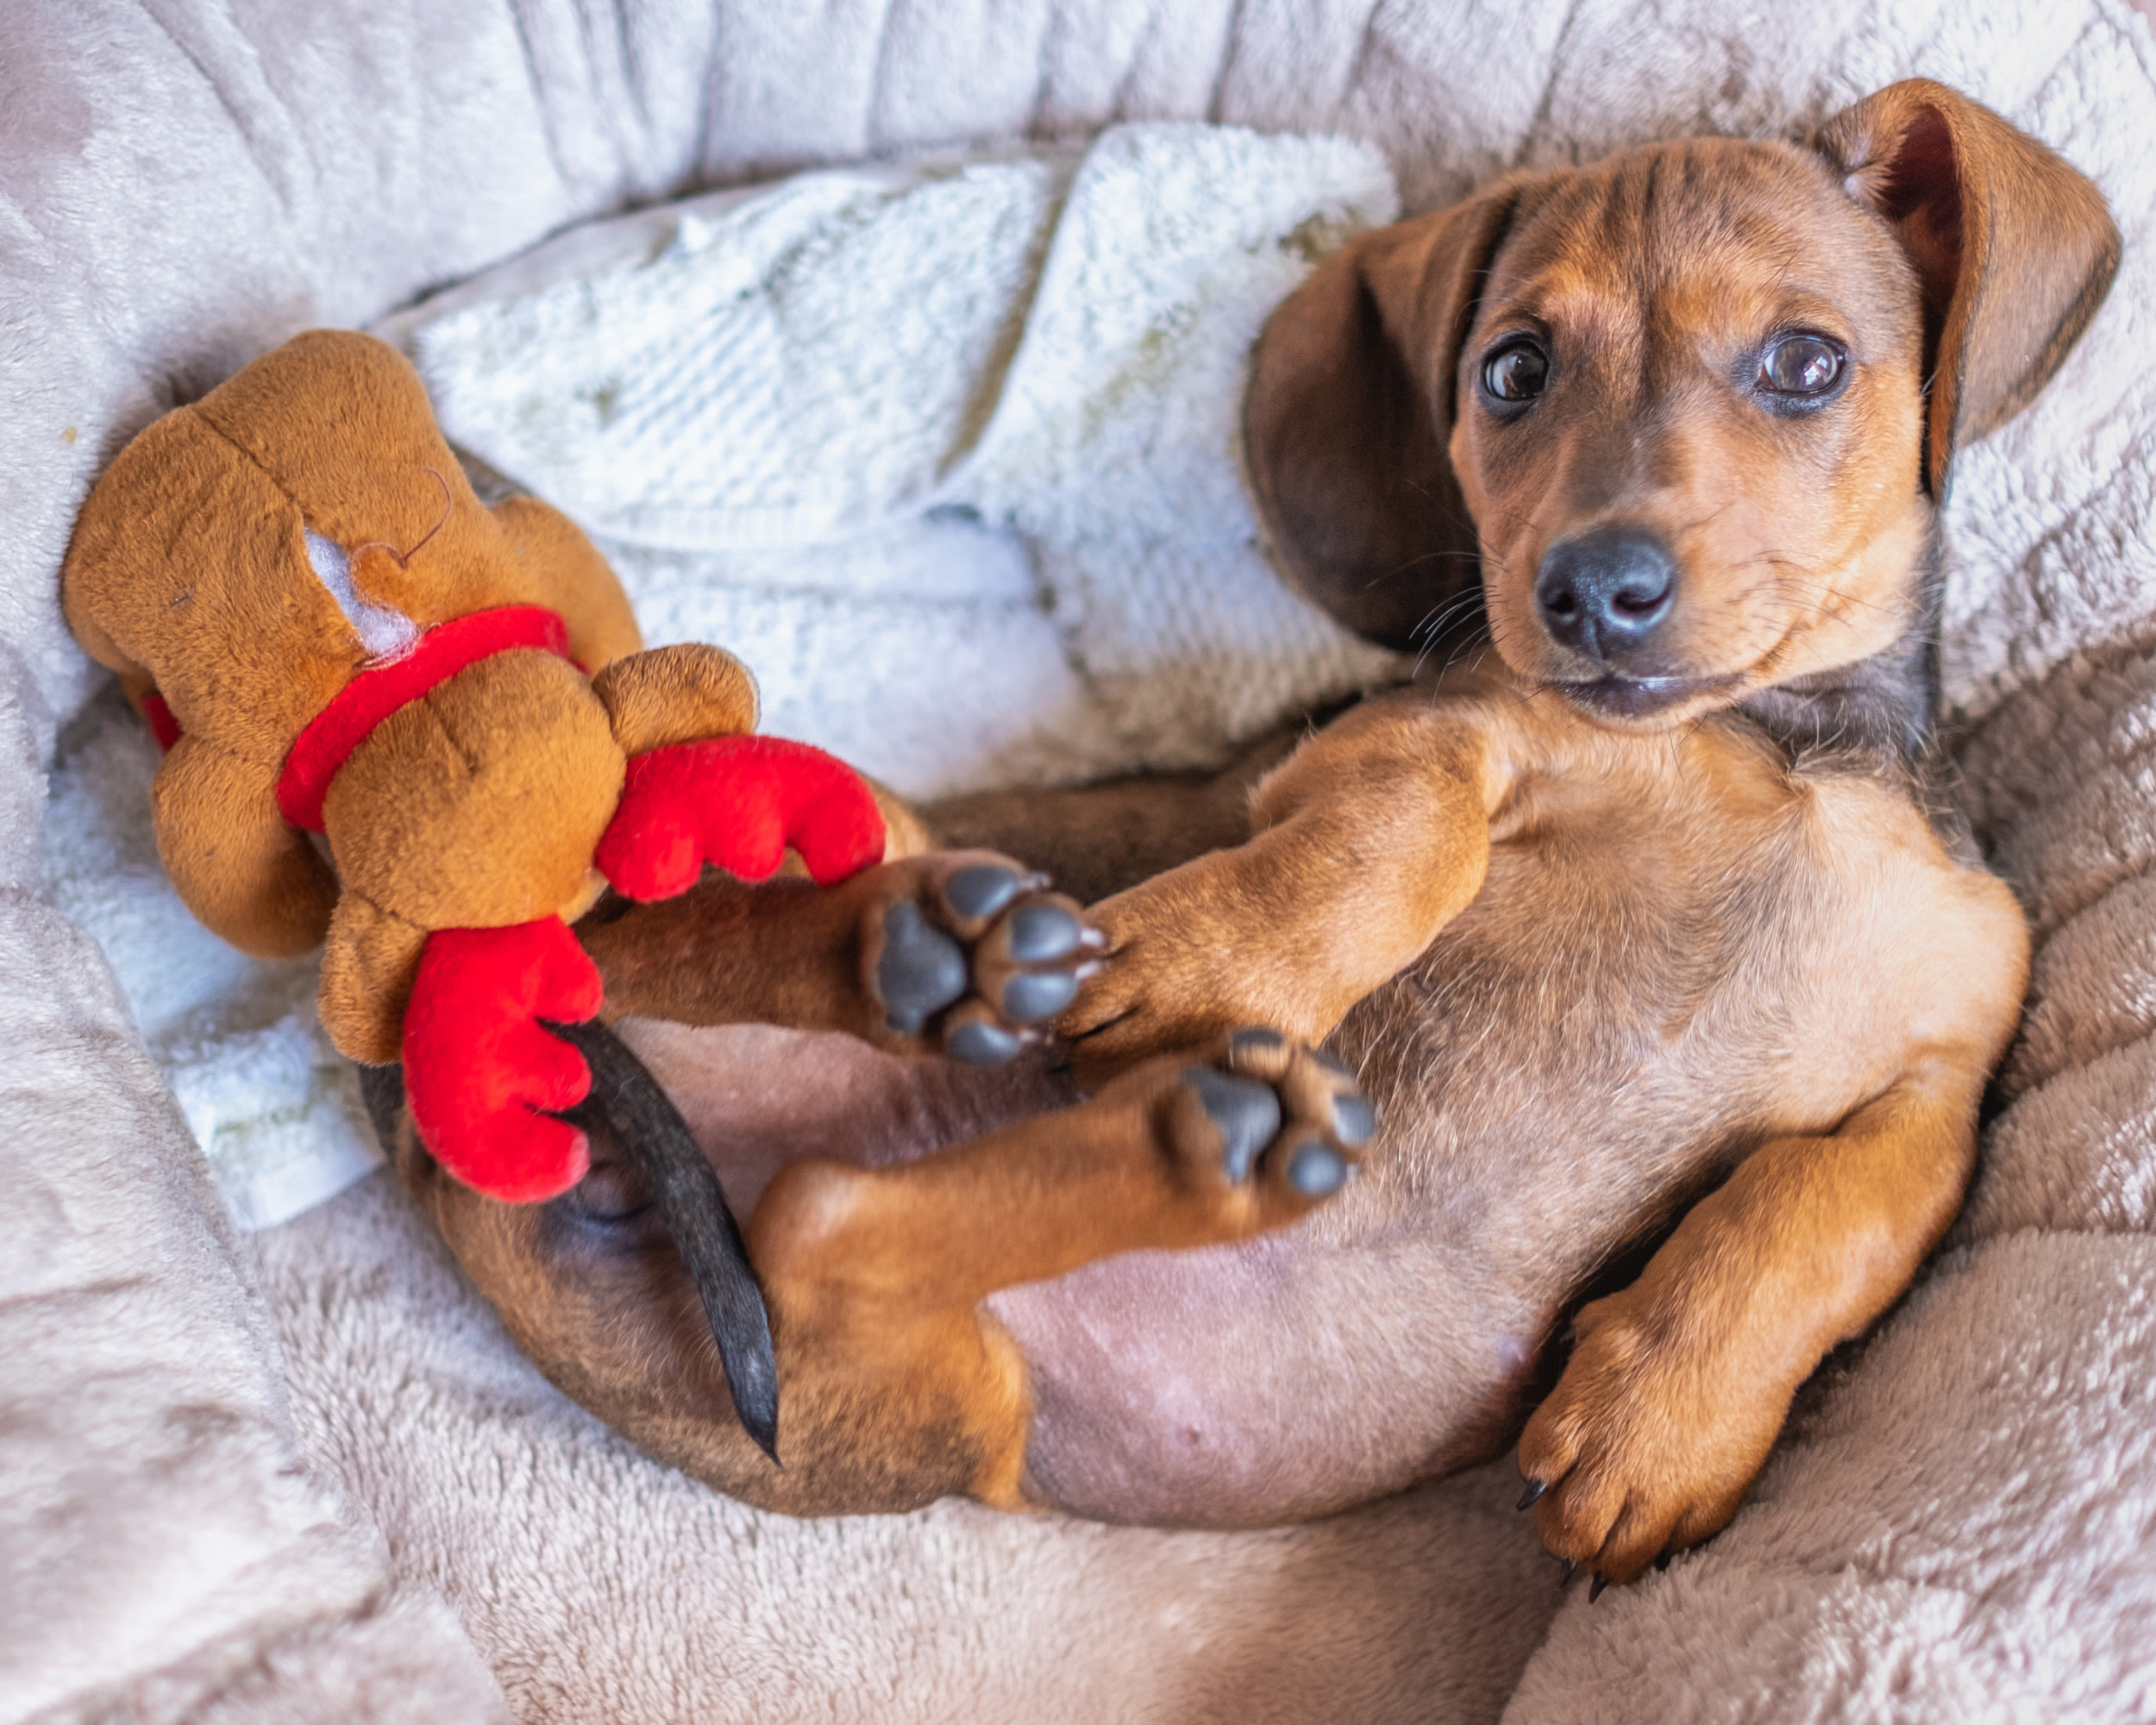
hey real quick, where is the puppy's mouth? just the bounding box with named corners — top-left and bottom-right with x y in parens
top-left (1553, 673), bottom-right (1743, 722)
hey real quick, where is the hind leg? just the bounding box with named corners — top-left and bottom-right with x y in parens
top-left (579, 851), bottom-right (1101, 1064)
top-left (390, 1031), bottom-right (1371, 1514)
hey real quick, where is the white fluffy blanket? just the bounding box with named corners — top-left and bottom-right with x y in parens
top-left (5, 1), bottom-right (2156, 1722)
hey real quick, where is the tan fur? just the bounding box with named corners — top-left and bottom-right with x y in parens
top-left (381, 82), bottom-right (2111, 1580)
top-left (591, 642), bottom-right (761, 757)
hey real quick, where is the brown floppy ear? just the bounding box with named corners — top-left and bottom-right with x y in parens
top-left (1244, 180), bottom-right (1534, 649)
top-left (1817, 78), bottom-right (2119, 501)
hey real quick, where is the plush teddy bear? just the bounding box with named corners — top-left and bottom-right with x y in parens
top-left (62, 329), bottom-right (885, 1203)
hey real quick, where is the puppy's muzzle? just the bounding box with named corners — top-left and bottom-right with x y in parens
top-left (1533, 527), bottom-right (1677, 668)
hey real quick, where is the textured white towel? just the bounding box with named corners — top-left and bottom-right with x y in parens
top-left (378, 122), bottom-right (1406, 800)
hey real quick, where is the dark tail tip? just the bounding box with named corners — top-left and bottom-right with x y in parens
top-left (547, 1018), bottom-right (784, 1465)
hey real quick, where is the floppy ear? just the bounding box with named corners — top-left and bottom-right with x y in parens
top-left (1244, 180), bottom-right (1532, 649)
top-left (1817, 78), bottom-right (2119, 501)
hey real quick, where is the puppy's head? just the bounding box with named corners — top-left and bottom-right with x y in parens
top-left (1246, 79), bottom-right (2119, 728)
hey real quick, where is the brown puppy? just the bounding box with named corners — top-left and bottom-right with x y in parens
top-left (373, 80), bottom-right (2115, 1585)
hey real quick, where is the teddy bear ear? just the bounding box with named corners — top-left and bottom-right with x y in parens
top-left (61, 398), bottom-right (360, 751)
top-left (1816, 79), bottom-right (2119, 499)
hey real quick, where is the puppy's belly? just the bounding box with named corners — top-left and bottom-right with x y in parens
top-left (989, 1240), bottom-right (1539, 1527)
top-left (620, 1018), bottom-right (1535, 1527)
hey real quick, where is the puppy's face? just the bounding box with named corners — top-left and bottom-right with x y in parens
top-left (1244, 80), bottom-right (2119, 732)
top-left (1451, 142), bottom-right (1928, 727)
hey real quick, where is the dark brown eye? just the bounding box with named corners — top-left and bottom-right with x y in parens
top-left (1482, 339), bottom-right (1549, 407)
top-left (1758, 333), bottom-right (1846, 399)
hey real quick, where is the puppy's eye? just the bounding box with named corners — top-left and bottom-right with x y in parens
top-left (1757, 333), bottom-right (1846, 399)
top-left (1481, 340), bottom-right (1549, 407)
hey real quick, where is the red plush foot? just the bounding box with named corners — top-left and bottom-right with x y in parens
top-left (402, 918), bottom-right (605, 1202)
top-left (594, 734), bottom-right (886, 901)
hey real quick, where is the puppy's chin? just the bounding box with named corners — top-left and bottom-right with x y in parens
top-left (1551, 671), bottom-right (1744, 727)
top-left (1488, 630), bottom-right (1752, 729)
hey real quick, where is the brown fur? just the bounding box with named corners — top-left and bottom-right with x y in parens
top-left (385, 82), bottom-right (2115, 1584)
top-left (60, 330), bottom-right (762, 1068)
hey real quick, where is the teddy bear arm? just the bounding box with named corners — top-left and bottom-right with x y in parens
top-left (151, 737), bottom-right (339, 958)
top-left (317, 894), bottom-right (431, 1065)
top-left (489, 495), bottom-right (643, 672)
top-left (590, 642), bottom-right (761, 757)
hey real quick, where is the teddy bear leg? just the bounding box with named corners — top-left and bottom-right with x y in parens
top-left (151, 735), bottom-right (339, 960)
top-left (317, 894), bottom-right (431, 1065)
top-left (400, 918), bottom-right (606, 1203)
top-left (595, 734), bottom-right (888, 899)
top-left (589, 642), bottom-right (760, 756)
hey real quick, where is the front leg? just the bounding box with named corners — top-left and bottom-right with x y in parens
top-left (1517, 1051), bottom-right (1990, 1588)
top-left (1062, 699), bottom-right (1499, 1082)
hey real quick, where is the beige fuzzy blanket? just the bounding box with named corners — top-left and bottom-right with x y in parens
top-left (3, 2), bottom-right (2153, 1721)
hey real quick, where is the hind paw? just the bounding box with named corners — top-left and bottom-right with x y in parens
top-left (1101, 1028), bottom-right (1373, 1234)
top-left (861, 853), bottom-right (1102, 1063)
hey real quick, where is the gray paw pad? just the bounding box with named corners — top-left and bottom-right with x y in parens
top-left (1286, 1141), bottom-right (1349, 1196)
top-left (1005, 902), bottom-right (1084, 963)
top-left (1002, 969), bottom-right (1079, 1025)
top-left (1332, 1093), bottom-right (1377, 1148)
top-left (1183, 1066), bottom-right (1282, 1182)
top-left (878, 900), bottom-right (969, 1033)
top-left (943, 863), bottom-right (1022, 922)
top-left (947, 1020), bottom-right (1022, 1065)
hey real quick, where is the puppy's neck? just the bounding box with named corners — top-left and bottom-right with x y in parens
top-left (1733, 627), bottom-right (1933, 768)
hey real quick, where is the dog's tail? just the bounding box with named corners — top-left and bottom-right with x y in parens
top-left (357, 1024), bottom-right (782, 1465)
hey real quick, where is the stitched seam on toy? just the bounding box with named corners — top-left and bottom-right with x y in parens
top-left (276, 605), bottom-right (572, 832)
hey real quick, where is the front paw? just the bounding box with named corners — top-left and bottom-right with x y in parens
top-left (1515, 1289), bottom-right (1789, 1591)
top-left (861, 852), bottom-right (1102, 1063)
top-left (1056, 894), bottom-right (1249, 1089)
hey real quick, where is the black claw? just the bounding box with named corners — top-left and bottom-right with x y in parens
top-left (1517, 1478), bottom-right (1547, 1512)
top-left (946, 1020), bottom-right (1022, 1065)
top-left (1285, 1140), bottom-right (1348, 1196)
top-left (943, 863), bottom-right (1022, 921)
top-left (1332, 1092), bottom-right (1377, 1148)
top-left (1005, 903), bottom-right (1084, 963)
top-left (1002, 969), bottom-right (1079, 1025)
top-left (877, 900), bottom-right (969, 1027)
top-left (1557, 1559), bottom-right (1576, 1590)
top-left (1183, 1067), bottom-right (1282, 1183)
top-left (1589, 1572), bottom-right (1608, 1603)
top-left (1228, 1027), bottom-right (1287, 1056)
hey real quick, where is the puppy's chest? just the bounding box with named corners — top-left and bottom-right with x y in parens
top-left (1351, 750), bottom-right (1939, 1185)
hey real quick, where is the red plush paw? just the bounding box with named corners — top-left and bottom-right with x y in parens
top-left (594, 734), bottom-right (886, 901)
top-left (402, 918), bottom-right (605, 1202)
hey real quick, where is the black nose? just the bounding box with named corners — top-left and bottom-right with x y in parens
top-left (1533, 529), bottom-right (1677, 665)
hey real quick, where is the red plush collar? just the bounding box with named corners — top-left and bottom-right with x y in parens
top-left (275, 606), bottom-right (573, 832)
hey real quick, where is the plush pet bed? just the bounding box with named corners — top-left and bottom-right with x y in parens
top-left (4, 1), bottom-right (2153, 1720)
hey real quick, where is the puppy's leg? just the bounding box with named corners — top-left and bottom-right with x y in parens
top-left (1516, 1052), bottom-right (1990, 1586)
top-left (748, 1028), bottom-right (1370, 1509)
top-left (580, 851), bottom-right (1100, 1063)
top-left (398, 1031), bottom-right (1370, 1514)
top-left (1063, 697), bottom-right (1499, 1081)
